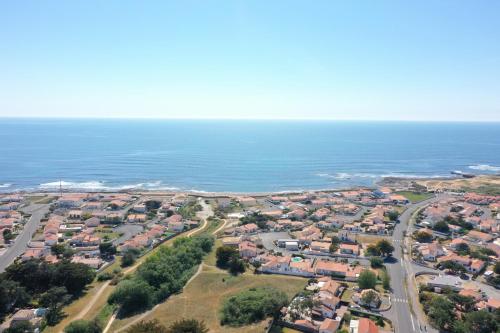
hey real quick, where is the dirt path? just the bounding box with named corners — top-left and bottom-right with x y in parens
top-left (102, 199), bottom-right (215, 333)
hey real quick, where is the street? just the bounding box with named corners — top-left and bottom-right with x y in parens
top-left (0, 203), bottom-right (50, 272)
top-left (385, 195), bottom-right (443, 333)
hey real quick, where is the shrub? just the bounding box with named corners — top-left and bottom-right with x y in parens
top-left (64, 320), bottom-right (102, 333)
top-left (358, 270), bottom-right (377, 290)
top-left (220, 287), bottom-right (288, 326)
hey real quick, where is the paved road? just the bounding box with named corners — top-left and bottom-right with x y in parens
top-left (0, 203), bottom-right (50, 272)
top-left (385, 196), bottom-right (442, 333)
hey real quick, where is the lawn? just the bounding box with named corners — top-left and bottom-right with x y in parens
top-left (109, 267), bottom-right (307, 333)
top-left (395, 191), bottom-right (433, 203)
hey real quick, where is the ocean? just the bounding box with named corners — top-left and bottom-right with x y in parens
top-left (1, 119), bottom-right (499, 193)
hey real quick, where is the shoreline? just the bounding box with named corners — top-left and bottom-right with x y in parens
top-left (2, 175), bottom-right (498, 198)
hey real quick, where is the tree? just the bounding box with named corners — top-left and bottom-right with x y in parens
top-left (376, 239), bottom-right (394, 257)
top-left (125, 320), bottom-right (167, 333)
top-left (220, 287), bottom-right (288, 326)
top-left (0, 279), bottom-right (30, 321)
top-left (494, 262), bottom-right (500, 275)
top-left (99, 242), bottom-right (117, 257)
top-left (108, 279), bottom-right (154, 315)
top-left (455, 242), bottom-right (470, 255)
top-left (167, 319), bottom-right (209, 333)
top-left (414, 230), bottom-right (432, 243)
top-left (2, 229), bottom-right (13, 242)
top-left (216, 246), bottom-right (239, 269)
top-left (427, 295), bottom-right (455, 330)
top-left (433, 221), bottom-right (450, 233)
top-left (228, 257), bottom-right (246, 275)
top-left (387, 211), bottom-right (399, 221)
top-left (53, 261), bottom-right (96, 295)
top-left (361, 289), bottom-right (378, 307)
top-left (462, 309), bottom-right (498, 332)
top-left (64, 320), bottom-right (102, 333)
top-left (381, 270), bottom-right (391, 290)
top-left (40, 286), bottom-right (70, 325)
top-left (365, 244), bottom-right (381, 257)
top-left (370, 257), bottom-right (384, 269)
top-left (121, 248), bottom-right (140, 268)
top-left (440, 260), bottom-right (466, 275)
top-left (358, 270), bottom-right (377, 290)
top-left (329, 243), bottom-right (339, 253)
top-left (448, 293), bottom-right (476, 312)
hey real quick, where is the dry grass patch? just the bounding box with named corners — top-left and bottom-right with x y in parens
top-left (110, 269), bottom-right (307, 333)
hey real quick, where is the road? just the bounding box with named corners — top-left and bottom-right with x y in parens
top-left (385, 196), bottom-right (442, 333)
top-left (0, 203), bottom-right (50, 272)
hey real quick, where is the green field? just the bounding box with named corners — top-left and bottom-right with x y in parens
top-left (395, 191), bottom-right (433, 203)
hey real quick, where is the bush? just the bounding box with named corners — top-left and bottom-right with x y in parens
top-left (358, 270), bottom-right (377, 290)
top-left (433, 221), bottom-right (449, 233)
top-left (125, 319), bottom-right (167, 333)
top-left (108, 279), bottom-right (154, 315)
top-left (97, 272), bottom-right (114, 281)
top-left (370, 257), bottom-right (384, 269)
top-left (167, 319), bottom-right (209, 333)
top-left (64, 320), bottom-right (102, 333)
top-left (220, 287), bottom-right (288, 326)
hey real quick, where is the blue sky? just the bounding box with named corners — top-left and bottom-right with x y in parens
top-left (1, 1), bottom-right (499, 121)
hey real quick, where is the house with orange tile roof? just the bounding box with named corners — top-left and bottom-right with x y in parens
top-left (339, 243), bottom-right (360, 256)
top-left (239, 241), bottom-right (257, 259)
top-left (466, 230), bottom-right (494, 244)
top-left (350, 317), bottom-right (379, 333)
top-left (314, 260), bottom-right (364, 280)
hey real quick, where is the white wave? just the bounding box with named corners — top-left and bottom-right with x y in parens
top-left (38, 180), bottom-right (180, 192)
top-left (468, 164), bottom-right (500, 172)
top-left (0, 183), bottom-right (12, 188)
top-left (317, 172), bottom-right (447, 180)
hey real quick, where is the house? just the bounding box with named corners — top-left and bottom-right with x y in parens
top-left (132, 203), bottom-right (147, 213)
top-left (417, 242), bottom-right (445, 261)
top-left (22, 248), bottom-right (50, 261)
top-left (236, 223), bottom-right (259, 234)
top-left (237, 196), bottom-right (257, 207)
top-left (339, 243), bottom-right (360, 256)
top-left (427, 275), bottom-right (463, 292)
top-left (310, 241), bottom-right (331, 253)
top-left (466, 230), bottom-right (494, 244)
top-left (239, 241), bottom-right (258, 259)
top-left (72, 256), bottom-right (103, 269)
top-left (350, 318), bottom-right (379, 333)
top-left (222, 236), bottom-right (241, 247)
top-left (127, 214), bottom-right (147, 223)
top-left (319, 318), bottom-right (340, 333)
top-left (167, 221), bottom-right (185, 232)
top-left (389, 194), bottom-right (409, 205)
top-left (314, 260), bottom-right (363, 280)
top-left (84, 217), bottom-right (100, 227)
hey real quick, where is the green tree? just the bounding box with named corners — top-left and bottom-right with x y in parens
top-left (0, 279), bottom-right (30, 321)
top-left (381, 270), bottom-right (391, 290)
top-left (462, 309), bottom-right (498, 333)
top-left (358, 270), bottom-right (377, 290)
top-left (433, 221), bottom-right (450, 233)
top-left (121, 248), bottom-right (140, 268)
top-left (228, 257), bottom-right (246, 275)
top-left (64, 320), bottom-right (102, 333)
top-left (494, 261), bottom-right (500, 275)
top-left (220, 287), bottom-right (287, 326)
top-left (387, 211), bottom-right (399, 221)
top-left (99, 242), bottom-right (117, 257)
top-left (376, 239), bottom-right (394, 257)
top-left (414, 230), bottom-right (433, 243)
top-left (440, 260), bottom-right (466, 275)
top-left (39, 286), bottom-right (70, 325)
top-left (167, 319), bottom-right (209, 333)
top-left (216, 246), bottom-right (239, 269)
top-left (2, 229), bottom-right (13, 242)
top-left (365, 244), bottom-right (381, 257)
top-left (369, 257), bottom-right (384, 269)
top-left (108, 280), bottom-right (154, 315)
top-left (427, 295), bottom-right (455, 330)
top-left (361, 289), bottom-right (378, 307)
top-left (125, 320), bottom-right (167, 333)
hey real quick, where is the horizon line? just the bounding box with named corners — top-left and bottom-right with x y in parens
top-left (1, 116), bottom-right (500, 123)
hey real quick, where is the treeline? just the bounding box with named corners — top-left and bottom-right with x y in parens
top-left (0, 259), bottom-right (95, 324)
top-left (420, 286), bottom-right (500, 332)
top-left (108, 235), bottom-right (214, 315)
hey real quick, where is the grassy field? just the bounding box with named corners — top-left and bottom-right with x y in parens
top-left (43, 222), bottom-right (210, 333)
top-left (109, 266), bottom-right (307, 333)
top-left (395, 191), bottom-right (433, 203)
